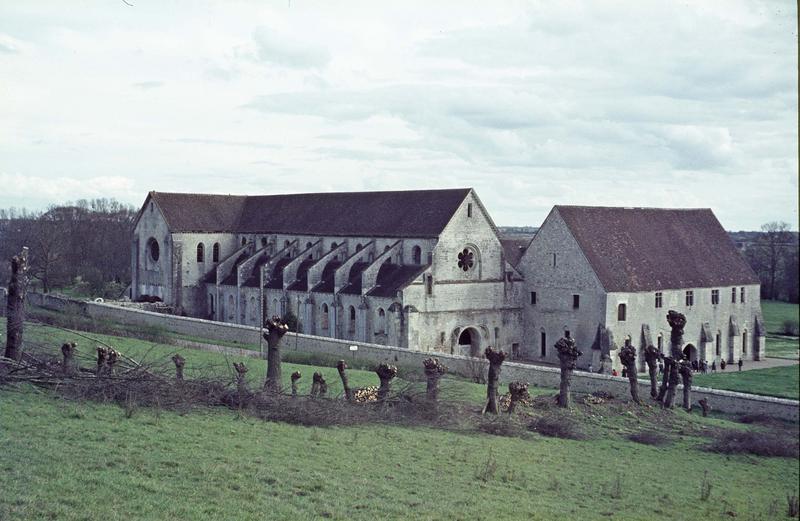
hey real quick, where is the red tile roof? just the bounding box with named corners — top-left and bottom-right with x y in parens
top-left (555, 206), bottom-right (760, 292)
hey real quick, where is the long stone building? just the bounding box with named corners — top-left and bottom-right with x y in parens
top-left (131, 189), bottom-right (765, 371)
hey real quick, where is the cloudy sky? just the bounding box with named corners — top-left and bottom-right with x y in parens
top-left (0, 1), bottom-right (797, 230)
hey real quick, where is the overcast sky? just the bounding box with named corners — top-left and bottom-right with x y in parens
top-left (0, 1), bottom-right (797, 230)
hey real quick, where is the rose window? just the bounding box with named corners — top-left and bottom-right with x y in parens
top-left (457, 248), bottom-right (474, 271)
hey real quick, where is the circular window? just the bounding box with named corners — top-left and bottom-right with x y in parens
top-left (147, 238), bottom-right (160, 262)
top-left (457, 248), bottom-right (474, 271)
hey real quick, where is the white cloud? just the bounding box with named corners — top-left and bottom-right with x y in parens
top-left (0, 1), bottom-right (796, 230)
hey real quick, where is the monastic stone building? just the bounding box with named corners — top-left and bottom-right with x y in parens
top-left (131, 190), bottom-right (765, 371)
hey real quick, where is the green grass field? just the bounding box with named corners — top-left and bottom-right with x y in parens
top-left (2, 384), bottom-right (798, 520)
top-left (694, 365), bottom-right (799, 400)
top-left (762, 300), bottom-right (799, 360)
top-left (761, 300), bottom-right (800, 334)
top-left (2, 317), bottom-right (799, 520)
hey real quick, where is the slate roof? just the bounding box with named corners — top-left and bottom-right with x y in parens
top-left (148, 188), bottom-right (471, 238)
top-left (555, 206), bottom-right (760, 292)
top-left (499, 238), bottom-right (531, 267)
top-left (366, 264), bottom-right (428, 298)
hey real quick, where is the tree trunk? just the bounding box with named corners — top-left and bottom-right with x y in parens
top-left (61, 342), bottom-right (76, 376)
top-left (263, 316), bottom-right (289, 392)
top-left (423, 357), bottom-right (446, 402)
top-left (96, 347), bottom-right (108, 376)
top-left (337, 360), bottom-right (352, 401)
top-left (290, 371), bottom-right (301, 398)
top-left (507, 381), bottom-right (530, 415)
top-left (172, 354), bottom-right (185, 381)
top-left (375, 363), bottom-right (397, 403)
top-left (618, 344), bottom-right (640, 404)
top-left (555, 337), bottom-right (582, 408)
top-left (233, 362), bottom-right (248, 406)
top-left (4, 248), bottom-right (29, 362)
top-left (678, 362), bottom-right (693, 411)
top-left (482, 347), bottom-right (507, 414)
top-left (663, 359), bottom-right (679, 409)
top-left (311, 372), bottom-right (327, 398)
top-left (656, 360), bottom-right (670, 402)
top-left (644, 345), bottom-right (660, 399)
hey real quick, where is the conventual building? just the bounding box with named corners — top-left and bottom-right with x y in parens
top-left (131, 189), bottom-right (765, 371)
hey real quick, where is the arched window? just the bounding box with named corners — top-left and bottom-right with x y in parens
top-left (306, 241), bottom-right (313, 250)
top-left (212, 243), bottom-right (220, 262)
top-left (617, 303), bottom-right (627, 321)
top-left (260, 237), bottom-right (268, 248)
top-left (331, 242), bottom-right (338, 251)
top-left (147, 237), bottom-right (160, 262)
top-left (284, 239), bottom-right (290, 249)
top-left (412, 245), bottom-right (422, 265)
top-left (209, 294), bottom-right (215, 316)
top-left (196, 243), bottom-right (205, 262)
top-left (384, 245), bottom-right (391, 252)
top-left (457, 247), bottom-right (475, 272)
top-left (540, 330), bottom-right (546, 357)
top-left (249, 297), bottom-right (256, 323)
top-left (241, 237), bottom-right (247, 246)
top-left (321, 303), bottom-right (329, 330)
top-left (348, 306), bottom-right (356, 333)
top-left (376, 308), bottom-right (386, 334)
top-left (356, 243), bottom-right (363, 252)
top-left (742, 330), bottom-right (747, 354)
top-left (227, 295), bottom-right (234, 320)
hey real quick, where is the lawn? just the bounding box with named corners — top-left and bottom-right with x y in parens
top-left (761, 300), bottom-right (800, 334)
top-left (694, 365), bottom-right (800, 400)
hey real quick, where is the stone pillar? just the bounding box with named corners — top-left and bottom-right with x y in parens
top-left (357, 301), bottom-right (369, 343)
top-left (303, 298), bottom-right (315, 336)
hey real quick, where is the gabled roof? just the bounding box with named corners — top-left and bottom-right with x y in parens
top-left (148, 188), bottom-right (471, 238)
top-left (555, 206), bottom-right (760, 292)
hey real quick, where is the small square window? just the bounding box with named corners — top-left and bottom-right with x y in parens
top-left (572, 294), bottom-right (580, 309)
top-left (530, 291), bottom-right (537, 305)
top-left (564, 330), bottom-right (571, 338)
top-left (711, 289), bottom-right (719, 305)
top-left (655, 292), bottom-right (662, 308)
top-left (467, 203), bottom-right (473, 217)
top-left (685, 290), bottom-right (694, 307)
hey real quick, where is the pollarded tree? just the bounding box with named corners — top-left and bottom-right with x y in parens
top-left (4, 248), bottom-right (29, 362)
top-left (643, 345), bottom-right (660, 399)
top-left (662, 310), bottom-right (686, 409)
top-left (263, 316), bottom-right (289, 392)
top-left (555, 337), bottom-right (582, 408)
top-left (423, 357), bottom-right (447, 403)
top-left (375, 363), bottom-right (397, 403)
top-left (482, 347), bottom-right (507, 414)
top-left (618, 344), bottom-right (640, 404)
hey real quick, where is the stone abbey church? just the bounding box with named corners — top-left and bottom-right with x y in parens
top-left (131, 188), bottom-right (766, 372)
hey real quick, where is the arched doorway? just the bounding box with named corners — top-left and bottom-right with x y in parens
top-left (683, 343), bottom-right (698, 363)
top-left (458, 327), bottom-right (481, 357)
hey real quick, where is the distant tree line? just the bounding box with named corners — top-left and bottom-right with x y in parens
top-left (738, 222), bottom-right (799, 303)
top-left (0, 199), bottom-right (136, 297)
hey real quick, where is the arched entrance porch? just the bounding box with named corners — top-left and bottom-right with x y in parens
top-left (457, 327), bottom-right (482, 357)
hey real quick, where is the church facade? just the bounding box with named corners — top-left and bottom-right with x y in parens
top-left (131, 189), bottom-right (765, 371)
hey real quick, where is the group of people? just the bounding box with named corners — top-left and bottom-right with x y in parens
top-left (656, 357), bottom-right (744, 374)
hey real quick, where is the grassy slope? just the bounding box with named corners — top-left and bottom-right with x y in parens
top-left (694, 365), bottom-right (799, 400)
top-left (2, 318), bottom-right (799, 520)
top-left (1, 389), bottom-right (797, 521)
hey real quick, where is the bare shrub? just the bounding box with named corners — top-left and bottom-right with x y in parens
top-left (782, 320), bottom-right (799, 336)
top-left (706, 430), bottom-right (799, 458)
top-left (475, 449), bottom-right (498, 482)
top-left (628, 430), bottom-right (671, 446)
top-left (528, 415), bottom-right (587, 440)
top-left (477, 417), bottom-right (526, 438)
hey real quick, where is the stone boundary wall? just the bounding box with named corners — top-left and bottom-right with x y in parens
top-left (25, 292), bottom-right (800, 421)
